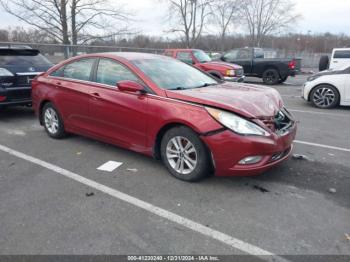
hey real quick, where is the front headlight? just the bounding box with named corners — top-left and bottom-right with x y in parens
top-left (206, 107), bottom-right (270, 136)
top-left (226, 69), bottom-right (235, 76)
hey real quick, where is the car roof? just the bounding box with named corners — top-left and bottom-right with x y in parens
top-left (85, 52), bottom-right (172, 61)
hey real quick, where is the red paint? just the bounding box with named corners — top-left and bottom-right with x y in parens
top-left (32, 53), bottom-right (297, 177)
top-left (0, 96), bottom-right (6, 102)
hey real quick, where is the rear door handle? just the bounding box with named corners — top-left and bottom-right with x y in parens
top-left (90, 92), bottom-right (101, 99)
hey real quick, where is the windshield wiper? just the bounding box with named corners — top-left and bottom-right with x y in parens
top-left (168, 87), bottom-right (186, 90)
top-left (194, 83), bottom-right (217, 88)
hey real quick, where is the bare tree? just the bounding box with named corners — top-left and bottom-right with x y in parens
top-left (165, 0), bottom-right (213, 48)
top-left (0, 0), bottom-right (131, 56)
top-left (211, 0), bottom-right (241, 51)
top-left (241, 0), bottom-right (299, 47)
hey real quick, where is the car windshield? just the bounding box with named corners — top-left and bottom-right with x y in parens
top-left (133, 57), bottom-right (218, 90)
top-left (193, 50), bottom-right (212, 63)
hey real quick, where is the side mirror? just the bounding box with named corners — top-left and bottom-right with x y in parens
top-left (117, 80), bottom-right (145, 93)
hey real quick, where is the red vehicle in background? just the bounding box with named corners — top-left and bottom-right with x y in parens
top-left (164, 49), bottom-right (245, 82)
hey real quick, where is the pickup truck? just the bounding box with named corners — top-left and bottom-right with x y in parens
top-left (219, 48), bottom-right (299, 85)
top-left (164, 49), bottom-right (245, 82)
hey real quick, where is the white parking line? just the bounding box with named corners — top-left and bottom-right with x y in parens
top-left (288, 109), bottom-right (350, 117)
top-left (0, 144), bottom-right (289, 262)
top-left (294, 140), bottom-right (350, 153)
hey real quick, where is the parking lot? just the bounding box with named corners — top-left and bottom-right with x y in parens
top-left (0, 75), bottom-right (349, 259)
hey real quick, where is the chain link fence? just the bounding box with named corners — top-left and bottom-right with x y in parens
top-left (0, 41), bottom-right (327, 71)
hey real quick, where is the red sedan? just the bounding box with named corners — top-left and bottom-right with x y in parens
top-left (32, 53), bottom-right (297, 182)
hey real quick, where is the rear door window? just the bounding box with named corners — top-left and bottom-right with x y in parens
top-left (59, 59), bottom-right (95, 81)
top-left (95, 59), bottom-right (139, 86)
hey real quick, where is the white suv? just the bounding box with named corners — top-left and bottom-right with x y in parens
top-left (329, 48), bottom-right (350, 70)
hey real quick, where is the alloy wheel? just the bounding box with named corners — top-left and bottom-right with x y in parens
top-left (166, 136), bottom-right (198, 175)
top-left (265, 71), bottom-right (277, 84)
top-left (312, 87), bottom-right (336, 108)
top-left (44, 108), bottom-right (59, 134)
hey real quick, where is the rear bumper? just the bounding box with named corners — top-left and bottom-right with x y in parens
top-left (202, 123), bottom-right (297, 177)
top-left (0, 86), bottom-right (32, 106)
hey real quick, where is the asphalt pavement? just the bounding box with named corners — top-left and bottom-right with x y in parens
top-left (0, 75), bottom-right (349, 259)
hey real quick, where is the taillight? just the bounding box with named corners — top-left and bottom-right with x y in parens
top-left (0, 68), bottom-right (14, 77)
top-left (0, 96), bottom-right (6, 102)
top-left (288, 60), bottom-right (296, 70)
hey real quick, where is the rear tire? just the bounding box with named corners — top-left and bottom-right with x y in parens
top-left (262, 69), bottom-right (280, 85)
top-left (42, 102), bottom-right (66, 139)
top-left (310, 85), bottom-right (339, 109)
top-left (319, 55), bottom-right (330, 71)
top-left (160, 126), bottom-right (211, 182)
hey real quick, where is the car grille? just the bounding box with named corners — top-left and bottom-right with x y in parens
top-left (15, 75), bottom-right (37, 87)
top-left (269, 146), bottom-right (292, 163)
top-left (260, 108), bottom-right (294, 135)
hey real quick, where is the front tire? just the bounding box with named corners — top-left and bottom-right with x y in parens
top-left (310, 85), bottom-right (340, 109)
top-left (262, 69), bottom-right (280, 85)
top-left (42, 102), bottom-right (66, 139)
top-left (160, 126), bottom-right (211, 182)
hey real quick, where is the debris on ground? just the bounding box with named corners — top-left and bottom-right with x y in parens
top-left (76, 152), bottom-right (82, 155)
top-left (328, 188), bottom-right (337, 194)
top-left (177, 203), bottom-right (181, 207)
top-left (253, 185), bottom-right (270, 193)
top-left (328, 153), bottom-right (335, 157)
top-left (97, 161), bottom-right (123, 172)
top-left (127, 168), bottom-right (138, 172)
top-left (85, 192), bottom-right (95, 197)
top-left (345, 234), bottom-right (350, 241)
top-left (292, 154), bottom-right (313, 161)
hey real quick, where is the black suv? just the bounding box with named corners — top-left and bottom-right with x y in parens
top-left (0, 46), bottom-right (53, 108)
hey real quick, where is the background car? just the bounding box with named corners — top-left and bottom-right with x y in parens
top-left (32, 53), bottom-right (296, 182)
top-left (164, 49), bottom-right (245, 82)
top-left (219, 47), bottom-right (300, 85)
top-left (319, 48), bottom-right (350, 71)
top-left (0, 46), bottom-right (53, 109)
top-left (302, 65), bottom-right (350, 109)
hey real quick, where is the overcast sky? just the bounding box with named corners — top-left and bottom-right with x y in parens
top-left (1, 0), bottom-right (350, 36)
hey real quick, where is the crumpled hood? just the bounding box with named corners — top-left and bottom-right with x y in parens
top-left (165, 82), bottom-right (284, 118)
